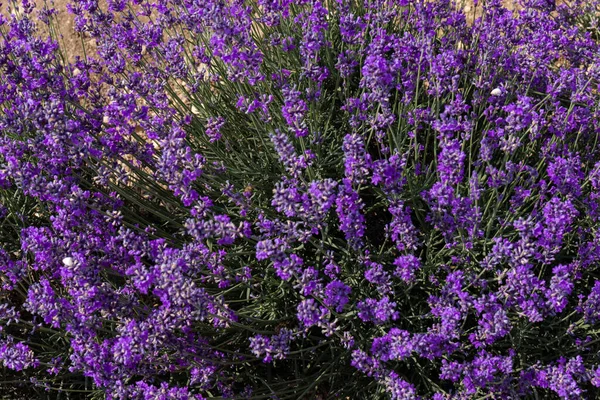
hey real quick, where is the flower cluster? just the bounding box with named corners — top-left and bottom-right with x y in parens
top-left (2, 0), bottom-right (600, 399)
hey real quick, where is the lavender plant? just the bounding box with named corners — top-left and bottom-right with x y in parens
top-left (2, 0), bottom-right (600, 398)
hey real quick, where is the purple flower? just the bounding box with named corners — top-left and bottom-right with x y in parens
top-left (205, 116), bottom-right (225, 142)
top-left (336, 50), bottom-right (359, 78)
top-left (296, 298), bottom-right (328, 328)
top-left (437, 139), bottom-right (465, 185)
top-left (249, 335), bottom-right (273, 363)
top-left (534, 357), bottom-right (586, 400)
top-left (270, 130), bottom-right (311, 177)
top-left (393, 255), bottom-right (421, 283)
top-left (547, 154), bottom-right (584, 197)
top-left (537, 197), bottom-right (578, 264)
top-left (364, 260), bottom-right (392, 293)
top-left (273, 253), bottom-right (304, 281)
top-left (323, 280), bottom-right (351, 312)
top-left (383, 371), bottom-right (418, 400)
top-left (371, 153), bottom-right (407, 193)
top-left (470, 294), bottom-right (511, 347)
top-left (591, 366), bottom-right (600, 388)
top-left (361, 53), bottom-right (394, 97)
top-left (270, 328), bottom-right (294, 360)
top-left (545, 264), bottom-right (574, 314)
top-left (500, 263), bottom-right (546, 322)
top-left (371, 328), bottom-right (413, 362)
top-left (343, 133), bottom-right (371, 184)
top-left (581, 281), bottom-right (600, 323)
top-left (282, 86), bottom-right (308, 137)
top-left (255, 237), bottom-right (289, 262)
top-left (296, 266), bottom-right (322, 296)
top-left (357, 296), bottom-right (399, 325)
top-left (440, 350), bottom-right (513, 395)
top-left (338, 6), bottom-right (365, 45)
top-left (335, 178), bottom-right (365, 248)
top-left (0, 341), bottom-right (38, 371)
top-left (350, 349), bottom-right (381, 377)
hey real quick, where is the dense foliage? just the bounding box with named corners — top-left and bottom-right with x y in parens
top-left (2, 0), bottom-right (600, 398)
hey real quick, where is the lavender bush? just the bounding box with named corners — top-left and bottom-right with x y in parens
top-left (2, 0), bottom-right (600, 398)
